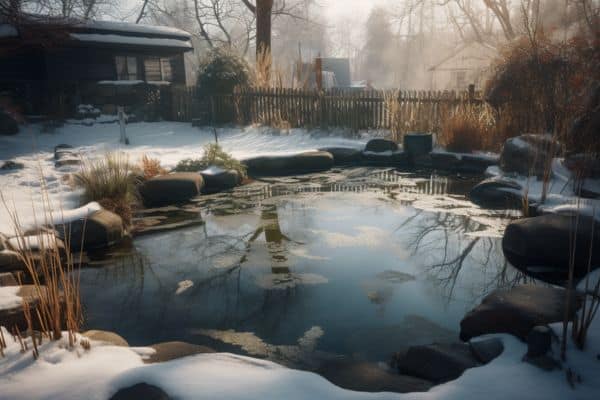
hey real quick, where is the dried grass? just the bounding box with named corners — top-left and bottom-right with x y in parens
top-left (139, 154), bottom-right (166, 180)
top-left (74, 153), bottom-right (140, 226)
top-left (439, 105), bottom-right (498, 153)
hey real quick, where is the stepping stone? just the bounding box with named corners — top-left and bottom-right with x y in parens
top-left (243, 151), bottom-right (334, 177)
top-left (140, 173), bottom-right (204, 207)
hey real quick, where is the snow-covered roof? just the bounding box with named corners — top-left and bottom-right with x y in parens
top-left (70, 33), bottom-right (192, 50)
top-left (74, 20), bottom-right (191, 40)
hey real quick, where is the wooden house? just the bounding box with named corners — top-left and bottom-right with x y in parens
top-left (0, 17), bottom-right (193, 116)
top-left (428, 42), bottom-right (497, 91)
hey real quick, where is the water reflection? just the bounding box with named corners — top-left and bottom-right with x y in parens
top-left (78, 168), bottom-right (532, 369)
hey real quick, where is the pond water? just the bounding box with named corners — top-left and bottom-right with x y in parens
top-left (79, 168), bottom-right (530, 370)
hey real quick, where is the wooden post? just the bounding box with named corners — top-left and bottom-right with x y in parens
top-left (118, 106), bottom-right (128, 145)
top-left (315, 57), bottom-right (323, 91)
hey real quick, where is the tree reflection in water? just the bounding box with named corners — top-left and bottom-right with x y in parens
top-left (403, 210), bottom-right (533, 303)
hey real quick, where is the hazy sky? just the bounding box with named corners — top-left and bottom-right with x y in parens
top-left (322, 0), bottom-right (392, 21)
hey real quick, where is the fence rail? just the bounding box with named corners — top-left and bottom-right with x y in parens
top-left (167, 86), bottom-right (484, 133)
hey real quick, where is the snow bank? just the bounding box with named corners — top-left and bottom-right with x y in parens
top-left (1, 311), bottom-right (599, 400)
top-left (0, 123), bottom-right (366, 235)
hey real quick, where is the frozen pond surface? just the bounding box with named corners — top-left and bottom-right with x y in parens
top-left (79, 168), bottom-right (529, 370)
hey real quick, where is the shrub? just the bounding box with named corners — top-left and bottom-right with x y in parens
top-left (197, 48), bottom-right (252, 95)
top-left (439, 106), bottom-right (497, 153)
top-left (74, 153), bottom-right (140, 225)
top-left (174, 143), bottom-right (247, 178)
top-left (139, 154), bottom-right (166, 179)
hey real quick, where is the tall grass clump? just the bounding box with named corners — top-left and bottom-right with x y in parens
top-left (174, 143), bottom-right (247, 178)
top-left (1, 183), bottom-right (83, 350)
top-left (74, 153), bottom-right (139, 226)
top-left (383, 90), bottom-right (402, 142)
top-left (439, 105), bottom-right (497, 153)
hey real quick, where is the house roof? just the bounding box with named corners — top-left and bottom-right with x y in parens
top-left (0, 16), bottom-right (192, 51)
top-left (428, 42), bottom-right (497, 72)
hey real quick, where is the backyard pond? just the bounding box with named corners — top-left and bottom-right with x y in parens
top-left (78, 167), bottom-right (530, 371)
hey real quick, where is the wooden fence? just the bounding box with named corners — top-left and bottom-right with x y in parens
top-left (167, 86), bottom-right (485, 134)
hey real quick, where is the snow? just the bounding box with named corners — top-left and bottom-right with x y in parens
top-left (0, 122), bottom-right (366, 235)
top-left (78, 20), bottom-right (191, 39)
top-left (0, 24), bottom-right (18, 38)
top-left (70, 33), bottom-right (193, 50)
top-left (485, 160), bottom-right (600, 221)
top-left (1, 310), bottom-right (599, 400)
top-left (0, 286), bottom-right (21, 310)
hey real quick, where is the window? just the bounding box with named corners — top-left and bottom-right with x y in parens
top-left (454, 70), bottom-right (467, 90)
top-left (115, 56), bottom-right (138, 80)
top-left (144, 57), bottom-right (173, 82)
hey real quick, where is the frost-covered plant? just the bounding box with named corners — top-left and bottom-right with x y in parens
top-left (174, 144), bottom-right (247, 178)
top-left (197, 48), bottom-right (252, 95)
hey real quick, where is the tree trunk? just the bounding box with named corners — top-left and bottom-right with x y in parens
top-left (256, 0), bottom-right (273, 58)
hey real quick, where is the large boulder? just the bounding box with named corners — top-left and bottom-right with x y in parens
top-left (140, 173), bottom-right (204, 207)
top-left (460, 285), bottom-right (580, 341)
top-left (394, 342), bottom-right (480, 383)
top-left (500, 134), bottom-right (563, 176)
top-left (243, 151), bottom-right (334, 177)
top-left (55, 209), bottom-right (124, 250)
top-left (200, 166), bottom-right (241, 193)
top-left (0, 109), bottom-right (18, 135)
top-left (502, 214), bottom-right (600, 281)
top-left (469, 177), bottom-right (523, 209)
top-left (318, 147), bottom-right (362, 165)
top-left (318, 360), bottom-right (433, 393)
top-left (365, 138), bottom-right (398, 153)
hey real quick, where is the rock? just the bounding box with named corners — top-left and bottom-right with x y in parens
top-left (430, 152), bottom-right (462, 170)
top-left (469, 338), bottom-right (504, 364)
top-left (0, 109), bottom-right (18, 135)
top-left (0, 285), bottom-right (47, 331)
top-left (564, 154), bottom-right (600, 179)
top-left (140, 173), bottom-right (204, 207)
top-left (1, 161), bottom-right (24, 171)
top-left (502, 214), bottom-right (600, 281)
top-left (54, 144), bottom-right (73, 160)
top-left (527, 325), bottom-right (552, 358)
top-left (362, 151), bottom-right (409, 166)
top-left (200, 166), bottom-right (240, 193)
top-left (395, 342), bottom-right (480, 383)
top-left (460, 285), bottom-right (580, 341)
top-left (459, 154), bottom-right (499, 173)
top-left (55, 158), bottom-right (81, 168)
top-left (319, 147), bottom-right (362, 165)
top-left (500, 134), bottom-right (563, 176)
top-left (243, 151), bottom-right (334, 177)
top-left (146, 341), bottom-right (215, 363)
top-left (318, 360), bottom-right (433, 393)
top-left (82, 330), bottom-right (129, 346)
top-left (110, 383), bottom-right (171, 400)
top-left (469, 177), bottom-right (523, 209)
top-left (0, 272), bottom-right (18, 286)
top-left (55, 209), bottom-right (124, 250)
top-left (0, 249), bottom-right (22, 271)
top-left (365, 138), bottom-right (398, 153)
top-left (403, 133), bottom-right (432, 158)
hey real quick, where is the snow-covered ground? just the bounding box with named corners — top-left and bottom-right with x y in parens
top-left (0, 121), bottom-right (367, 234)
top-left (0, 305), bottom-right (598, 400)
